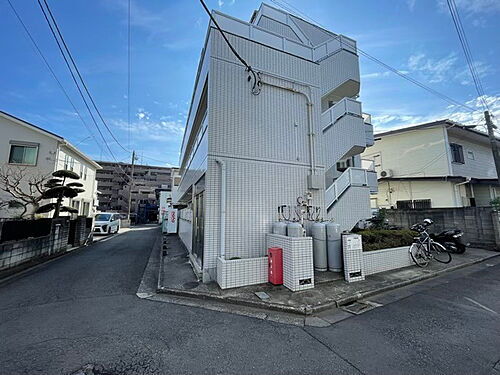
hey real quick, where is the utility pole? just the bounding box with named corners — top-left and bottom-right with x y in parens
top-left (127, 150), bottom-right (136, 221)
top-left (485, 111), bottom-right (500, 185)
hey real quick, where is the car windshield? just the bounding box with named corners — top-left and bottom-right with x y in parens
top-left (95, 214), bottom-right (111, 221)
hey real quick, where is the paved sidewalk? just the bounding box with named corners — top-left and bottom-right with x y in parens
top-left (157, 235), bottom-right (499, 315)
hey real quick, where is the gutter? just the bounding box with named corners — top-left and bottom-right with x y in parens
top-left (215, 159), bottom-right (226, 258)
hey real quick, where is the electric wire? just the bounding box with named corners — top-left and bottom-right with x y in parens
top-left (199, 0), bottom-right (261, 94)
top-left (5, 0), bottom-right (108, 158)
top-left (40, 0), bottom-right (131, 154)
top-left (446, 0), bottom-right (489, 111)
top-left (270, 0), bottom-right (477, 113)
top-left (127, 0), bottom-right (131, 149)
top-left (35, 0), bottom-right (120, 163)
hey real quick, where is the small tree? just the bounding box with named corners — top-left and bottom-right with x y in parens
top-left (36, 169), bottom-right (85, 218)
top-left (491, 197), bottom-right (500, 211)
top-left (0, 165), bottom-right (50, 218)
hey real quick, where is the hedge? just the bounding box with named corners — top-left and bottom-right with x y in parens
top-left (357, 229), bottom-right (417, 252)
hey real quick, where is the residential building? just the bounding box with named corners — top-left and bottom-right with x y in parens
top-left (362, 119), bottom-right (500, 209)
top-left (0, 111), bottom-right (101, 218)
top-left (95, 161), bottom-right (174, 219)
top-left (173, 3), bottom-right (376, 285)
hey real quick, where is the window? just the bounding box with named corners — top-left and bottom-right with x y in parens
top-left (8, 143), bottom-right (38, 165)
top-left (450, 143), bottom-right (464, 164)
top-left (64, 154), bottom-right (69, 170)
top-left (84, 166), bottom-right (88, 180)
top-left (82, 202), bottom-right (90, 216)
top-left (69, 158), bottom-right (75, 171)
top-left (396, 199), bottom-right (432, 209)
top-left (467, 150), bottom-right (475, 160)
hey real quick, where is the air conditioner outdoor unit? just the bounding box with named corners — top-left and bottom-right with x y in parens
top-left (379, 169), bottom-right (393, 178)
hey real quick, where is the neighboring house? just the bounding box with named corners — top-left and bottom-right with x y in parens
top-left (362, 119), bottom-right (500, 209)
top-left (0, 111), bottom-right (101, 218)
top-left (173, 3), bottom-right (376, 284)
top-left (95, 161), bottom-right (174, 217)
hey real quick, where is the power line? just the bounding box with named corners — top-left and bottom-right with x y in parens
top-left (446, 0), bottom-right (489, 111)
top-left (199, 0), bottom-right (261, 95)
top-left (40, 0), bottom-right (131, 154)
top-left (5, 0), bottom-right (108, 158)
top-left (127, 0), bottom-right (131, 150)
top-left (35, 0), bottom-right (120, 162)
top-left (270, 0), bottom-right (477, 113)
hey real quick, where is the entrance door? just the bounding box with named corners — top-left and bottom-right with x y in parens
top-left (192, 191), bottom-right (204, 267)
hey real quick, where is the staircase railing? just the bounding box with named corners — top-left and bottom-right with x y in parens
top-left (326, 167), bottom-right (374, 210)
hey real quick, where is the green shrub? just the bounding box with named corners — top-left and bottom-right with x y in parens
top-left (358, 229), bottom-right (417, 252)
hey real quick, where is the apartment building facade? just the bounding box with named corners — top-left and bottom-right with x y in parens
top-left (362, 119), bottom-right (500, 209)
top-left (0, 111), bottom-right (101, 218)
top-left (173, 3), bottom-right (376, 284)
top-left (95, 161), bottom-right (174, 218)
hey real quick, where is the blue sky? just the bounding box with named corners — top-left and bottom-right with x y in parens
top-left (1, 0), bottom-right (499, 167)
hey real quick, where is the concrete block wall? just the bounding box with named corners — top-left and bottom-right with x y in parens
top-left (385, 207), bottom-right (497, 249)
top-left (0, 218), bottom-right (70, 272)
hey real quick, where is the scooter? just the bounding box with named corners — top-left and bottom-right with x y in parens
top-left (431, 229), bottom-right (468, 254)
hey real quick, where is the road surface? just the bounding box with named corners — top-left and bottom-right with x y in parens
top-left (0, 226), bottom-right (499, 374)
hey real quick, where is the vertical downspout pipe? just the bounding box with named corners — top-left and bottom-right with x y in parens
top-left (215, 159), bottom-right (226, 258)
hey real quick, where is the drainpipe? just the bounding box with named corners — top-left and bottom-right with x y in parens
top-left (215, 159), bottom-right (226, 258)
top-left (454, 178), bottom-right (471, 207)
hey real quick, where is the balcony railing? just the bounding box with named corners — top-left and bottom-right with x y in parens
top-left (212, 11), bottom-right (356, 63)
top-left (322, 98), bottom-right (362, 131)
top-left (362, 113), bottom-right (372, 124)
top-left (325, 167), bottom-right (377, 210)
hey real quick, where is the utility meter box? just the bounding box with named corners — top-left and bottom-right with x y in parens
top-left (165, 208), bottom-right (178, 234)
top-left (342, 233), bottom-right (365, 282)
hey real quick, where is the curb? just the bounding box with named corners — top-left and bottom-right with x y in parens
top-left (156, 251), bottom-right (500, 316)
top-left (332, 252), bottom-right (500, 308)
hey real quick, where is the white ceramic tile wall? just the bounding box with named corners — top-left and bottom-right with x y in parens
top-left (178, 208), bottom-right (193, 252)
top-left (175, 8), bottom-right (374, 285)
top-left (257, 16), bottom-right (302, 43)
top-left (266, 234), bottom-right (314, 292)
top-left (363, 246), bottom-right (413, 275)
top-left (322, 114), bottom-right (366, 168)
top-left (319, 50), bottom-right (360, 97)
top-left (342, 233), bottom-right (365, 282)
top-left (327, 186), bottom-right (371, 231)
top-left (217, 256), bottom-right (268, 289)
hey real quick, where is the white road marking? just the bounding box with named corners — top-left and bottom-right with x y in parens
top-left (464, 297), bottom-right (498, 315)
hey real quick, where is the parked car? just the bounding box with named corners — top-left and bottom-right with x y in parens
top-left (93, 213), bottom-right (120, 235)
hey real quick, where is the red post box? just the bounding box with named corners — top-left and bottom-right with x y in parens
top-left (268, 247), bottom-right (283, 285)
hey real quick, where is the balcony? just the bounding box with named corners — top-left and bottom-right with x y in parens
top-left (321, 98), bottom-right (366, 169)
top-left (363, 113), bottom-right (374, 147)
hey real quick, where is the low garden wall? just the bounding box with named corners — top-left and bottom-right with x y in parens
top-left (0, 218), bottom-right (70, 272)
top-left (385, 207), bottom-right (497, 249)
top-left (362, 246), bottom-right (412, 276)
top-left (216, 256), bottom-right (267, 289)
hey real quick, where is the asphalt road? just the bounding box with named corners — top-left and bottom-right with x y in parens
top-left (0, 226), bottom-right (499, 375)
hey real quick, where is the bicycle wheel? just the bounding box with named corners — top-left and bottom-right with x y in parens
top-left (409, 243), bottom-right (429, 267)
top-left (431, 242), bottom-right (452, 264)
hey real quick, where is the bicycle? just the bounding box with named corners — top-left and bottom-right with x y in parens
top-left (409, 218), bottom-right (452, 267)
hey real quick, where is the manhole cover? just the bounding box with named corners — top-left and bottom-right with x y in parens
top-left (183, 282), bottom-right (199, 289)
top-left (341, 301), bottom-right (376, 315)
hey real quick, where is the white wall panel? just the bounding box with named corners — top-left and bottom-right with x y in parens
top-left (320, 50), bottom-right (360, 97)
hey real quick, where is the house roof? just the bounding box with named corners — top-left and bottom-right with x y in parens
top-left (0, 110), bottom-right (101, 169)
top-left (374, 118), bottom-right (499, 142)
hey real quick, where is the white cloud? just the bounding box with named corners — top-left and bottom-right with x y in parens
top-left (437, 0), bottom-right (500, 14)
top-left (407, 53), bottom-right (458, 83)
top-left (136, 108), bottom-right (151, 120)
top-left (407, 0), bottom-right (417, 11)
top-left (372, 94), bottom-right (500, 132)
top-left (406, 52), bottom-right (492, 86)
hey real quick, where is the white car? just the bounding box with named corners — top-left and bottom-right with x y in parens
top-left (94, 213), bottom-right (121, 234)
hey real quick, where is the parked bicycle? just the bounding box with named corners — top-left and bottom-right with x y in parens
top-left (409, 218), bottom-right (452, 267)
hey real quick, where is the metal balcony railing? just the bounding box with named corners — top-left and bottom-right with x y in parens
top-left (322, 98), bottom-right (362, 131)
top-left (325, 167), bottom-right (377, 210)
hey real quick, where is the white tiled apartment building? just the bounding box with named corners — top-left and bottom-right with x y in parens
top-left (173, 3), bottom-right (376, 285)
